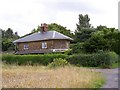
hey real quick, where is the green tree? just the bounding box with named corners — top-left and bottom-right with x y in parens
top-left (48, 23), bottom-right (74, 38)
top-left (23, 23), bottom-right (74, 39)
top-left (76, 14), bottom-right (91, 30)
top-left (75, 14), bottom-right (95, 42)
top-left (110, 31), bottom-right (120, 55)
top-left (2, 38), bottom-right (14, 51)
top-left (1, 28), bottom-right (20, 51)
top-left (96, 25), bottom-right (107, 31)
top-left (21, 24), bottom-right (75, 49)
top-left (83, 27), bottom-right (120, 54)
top-left (5, 28), bottom-right (13, 38)
top-left (31, 26), bottom-right (41, 33)
top-left (83, 34), bottom-right (109, 52)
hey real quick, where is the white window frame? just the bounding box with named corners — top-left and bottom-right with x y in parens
top-left (24, 44), bottom-right (29, 50)
top-left (42, 42), bottom-right (47, 49)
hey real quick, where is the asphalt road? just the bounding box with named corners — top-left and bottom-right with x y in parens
top-left (94, 68), bottom-right (119, 89)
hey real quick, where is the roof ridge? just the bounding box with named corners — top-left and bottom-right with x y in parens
top-left (55, 31), bottom-right (69, 38)
top-left (52, 31), bottom-right (56, 38)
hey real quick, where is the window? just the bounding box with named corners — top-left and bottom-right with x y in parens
top-left (24, 44), bottom-right (29, 50)
top-left (42, 42), bottom-right (47, 49)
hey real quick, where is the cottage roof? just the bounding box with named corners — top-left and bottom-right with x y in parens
top-left (13, 31), bottom-right (73, 43)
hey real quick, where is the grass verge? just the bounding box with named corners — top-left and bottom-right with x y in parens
top-left (2, 64), bottom-right (105, 88)
top-left (111, 62), bottom-right (120, 68)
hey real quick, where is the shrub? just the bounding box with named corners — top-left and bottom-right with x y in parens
top-left (67, 51), bottom-right (119, 68)
top-left (106, 51), bottom-right (119, 63)
top-left (64, 49), bottom-right (72, 55)
top-left (2, 54), bottom-right (68, 65)
top-left (70, 43), bottom-right (85, 54)
top-left (48, 58), bottom-right (70, 68)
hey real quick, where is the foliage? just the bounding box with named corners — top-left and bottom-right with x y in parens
top-left (75, 28), bottom-right (95, 42)
top-left (1, 28), bottom-right (19, 39)
top-left (67, 51), bottom-right (119, 68)
top-left (76, 14), bottom-right (91, 30)
top-left (48, 58), bottom-right (70, 68)
top-left (64, 49), bottom-right (72, 55)
top-left (96, 25), bottom-right (107, 31)
top-left (2, 38), bottom-right (15, 51)
top-left (2, 54), bottom-right (68, 65)
top-left (21, 26), bottom-right (40, 38)
top-left (111, 31), bottom-right (120, 55)
top-left (48, 23), bottom-right (74, 38)
top-left (75, 14), bottom-right (95, 42)
top-left (22, 23), bottom-right (74, 39)
top-left (83, 34), bottom-right (109, 52)
top-left (1, 28), bottom-right (20, 51)
top-left (70, 43), bottom-right (85, 54)
top-left (83, 28), bottom-right (120, 54)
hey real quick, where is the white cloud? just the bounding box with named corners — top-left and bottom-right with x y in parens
top-left (0, 0), bottom-right (119, 36)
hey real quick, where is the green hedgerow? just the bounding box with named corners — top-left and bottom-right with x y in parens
top-left (2, 54), bottom-right (68, 65)
top-left (67, 51), bottom-right (119, 68)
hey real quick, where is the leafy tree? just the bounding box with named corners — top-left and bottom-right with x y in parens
top-left (75, 14), bottom-right (95, 42)
top-left (2, 38), bottom-right (14, 51)
top-left (23, 23), bottom-right (74, 39)
top-left (96, 25), bottom-right (107, 31)
top-left (5, 28), bottom-right (13, 38)
top-left (111, 31), bottom-right (120, 55)
top-left (75, 28), bottom-right (95, 42)
top-left (83, 27), bottom-right (120, 54)
top-left (1, 28), bottom-right (20, 51)
top-left (48, 23), bottom-right (74, 38)
top-left (70, 42), bottom-right (85, 54)
top-left (76, 14), bottom-right (91, 30)
top-left (83, 34), bottom-right (109, 52)
top-left (31, 26), bottom-right (41, 33)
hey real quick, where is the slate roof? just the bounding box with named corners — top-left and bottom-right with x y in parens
top-left (13, 31), bottom-right (73, 43)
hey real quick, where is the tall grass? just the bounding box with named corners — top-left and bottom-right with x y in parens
top-left (2, 64), bottom-right (105, 88)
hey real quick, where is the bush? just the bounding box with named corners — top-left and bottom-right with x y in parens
top-left (64, 49), bottom-right (72, 55)
top-left (48, 58), bottom-right (70, 68)
top-left (67, 51), bottom-right (119, 68)
top-left (70, 43), bottom-right (85, 54)
top-left (107, 51), bottom-right (119, 63)
top-left (2, 54), bottom-right (68, 65)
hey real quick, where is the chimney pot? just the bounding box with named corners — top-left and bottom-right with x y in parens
top-left (40, 23), bottom-right (48, 33)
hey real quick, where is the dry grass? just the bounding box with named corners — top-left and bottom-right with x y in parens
top-left (2, 64), bottom-right (104, 88)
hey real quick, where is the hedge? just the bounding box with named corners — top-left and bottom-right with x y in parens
top-left (67, 51), bottom-right (119, 68)
top-left (2, 51), bottom-right (119, 68)
top-left (2, 54), bottom-right (68, 65)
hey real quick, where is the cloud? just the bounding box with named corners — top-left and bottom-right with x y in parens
top-left (43, 1), bottom-right (103, 14)
top-left (0, 0), bottom-right (119, 36)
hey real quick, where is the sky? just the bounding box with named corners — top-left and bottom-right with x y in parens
top-left (0, 0), bottom-right (119, 36)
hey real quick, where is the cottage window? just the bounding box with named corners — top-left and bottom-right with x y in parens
top-left (24, 44), bottom-right (29, 50)
top-left (42, 42), bottom-right (47, 49)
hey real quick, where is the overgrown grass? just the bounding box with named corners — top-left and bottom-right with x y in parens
top-left (2, 64), bottom-right (105, 88)
top-left (110, 62), bottom-right (120, 68)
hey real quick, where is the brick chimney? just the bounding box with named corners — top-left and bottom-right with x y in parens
top-left (40, 23), bottom-right (48, 33)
